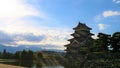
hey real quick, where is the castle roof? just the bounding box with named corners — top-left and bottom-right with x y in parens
top-left (73, 22), bottom-right (92, 30)
top-left (64, 44), bottom-right (70, 47)
top-left (68, 37), bottom-right (84, 42)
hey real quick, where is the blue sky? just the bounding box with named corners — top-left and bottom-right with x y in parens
top-left (0, 0), bottom-right (120, 50)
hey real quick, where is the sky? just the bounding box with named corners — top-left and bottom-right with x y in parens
top-left (0, 0), bottom-right (120, 50)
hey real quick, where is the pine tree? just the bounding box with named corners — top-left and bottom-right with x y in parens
top-left (111, 32), bottom-right (120, 52)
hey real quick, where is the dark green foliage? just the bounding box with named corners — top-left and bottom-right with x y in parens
top-left (93, 32), bottom-right (120, 52)
top-left (97, 33), bottom-right (111, 51)
top-left (91, 33), bottom-right (111, 52)
top-left (84, 32), bottom-right (120, 68)
top-left (2, 49), bottom-right (7, 59)
top-left (91, 40), bottom-right (102, 52)
top-left (20, 50), bottom-right (34, 60)
top-left (111, 32), bottom-right (120, 52)
top-left (27, 50), bottom-right (34, 60)
top-left (1, 49), bottom-right (14, 59)
top-left (35, 51), bottom-right (43, 59)
top-left (0, 49), bottom-right (35, 60)
top-left (0, 52), bottom-right (2, 58)
top-left (14, 51), bottom-right (21, 59)
top-left (20, 50), bottom-right (28, 60)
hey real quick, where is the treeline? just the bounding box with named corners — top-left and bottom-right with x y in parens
top-left (0, 49), bottom-right (14, 59)
top-left (0, 49), bottom-right (66, 67)
top-left (0, 49), bottom-right (43, 60)
top-left (91, 32), bottom-right (120, 53)
top-left (0, 49), bottom-right (65, 65)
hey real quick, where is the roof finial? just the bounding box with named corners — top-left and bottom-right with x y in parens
top-left (78, 21), bottom-right (82, 25)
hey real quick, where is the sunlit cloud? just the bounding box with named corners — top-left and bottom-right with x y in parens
top-left (0, 0), bottom-right (40, 23)
top-left (103, 10), bottom-right (120, 17)
top-left (98, 23), bottom-right (105, 30)
top-left (98, 23), bottom-right (110, 31)
top-left (113, 0), bottom-right (120, 4)
top-left (94, 10), bottom-right (120, 22)
top-left (0, 0), bottom-right (72, 50)
top-left (94, 15), bottom-right (103, 22)
top-left (0, 28), bottom-right (72, 50)
top-left (0, 0), bottom-right (42, 33)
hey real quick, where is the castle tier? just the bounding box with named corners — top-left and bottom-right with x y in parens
top-left (65, 22), bottom-right (94, 62)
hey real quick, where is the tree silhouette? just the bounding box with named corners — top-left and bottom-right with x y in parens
top-left (14, 51), bottom-right (21, 59)
top-left (35, 51), bottom-right (43, 59)
top-left (28, 50), bottom-right (34, 60)
top-left (20, 50), bottom-right (35, 60)
top-left (97, 33), bottom-right (111, 51)
top-left (111, 32), bottom-right (120, 52)
top-left (2, 49), bottom-right (7, 59)
top-left (20, 50), bottom-right (28, 60)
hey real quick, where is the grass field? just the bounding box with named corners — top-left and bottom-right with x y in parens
top-left (0, 63), bottom-right (26, 68)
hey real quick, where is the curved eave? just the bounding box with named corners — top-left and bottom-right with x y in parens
top-left (64, 44), bottom-right (70, 47)
top-left (73, 26), bottom-right (92, 30)
top-left (70, 34), bottom-right (74, 36)
top-left (68, 38), bottom-right (74, 41)
top-left (89, 33), bottom-right (94, 35)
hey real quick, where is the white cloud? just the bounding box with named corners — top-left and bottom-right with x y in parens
top-left (0, 27), bottom-right (72, 50)
top-left (94, 15), bottom-right (103, 22)
top-left (0, 0), bottom-right (43, 33)
top-left (0, 0), bottom-right (49, 34)
top-left (98, 23), bottom-right (105, 30)
top-left (14, 28), bottom-right (71, 46)
top-left (94, 10), bottom-right (120, 22)
top-left (0, 0), bottom-right (57, 34)
top-left (0, 0), bottom-right (39, 19)
top-left (0, 0), bottom-right (48, 26)
top-left (113, 0), bottom-right (120, 4)
top-left (0, 0), bottom-right (72, 50)
top-left (103, 10), bottom-right (120, 17)
top-left (0, 31), bottom-right (14, 45)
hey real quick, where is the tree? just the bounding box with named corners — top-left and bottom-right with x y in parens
top-left (14, 51), bottom-right (21, 59)
top-left (28, 50), bottom-right (34, 60)
top-left (111, 32), bottom-right (120, 52)
top-left (0, 52), bottom-right (2, 58)
top-left (20, 50), bottom-right (28, 60)
top-left (2, 49), bottom-right (14, 59)
top-left (20, 50), bottom-right (35, 60)
top-left (2, 49), bottom-right (7, 59)
top-left (93, 32), bottom-right (120, 53)
top-left (35, 51), bottom-right (43, 59)
top-left (97, 33), bottom-right (111, 51)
